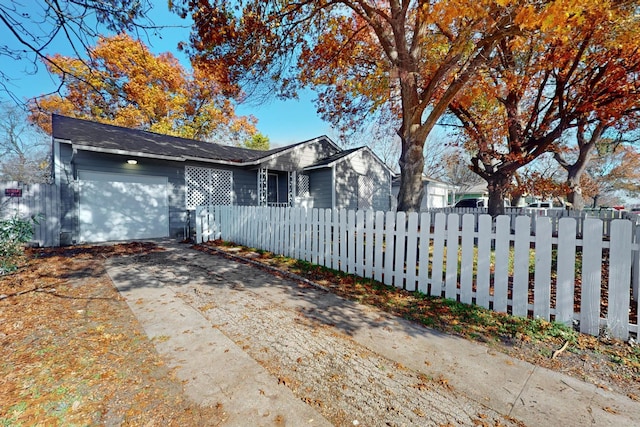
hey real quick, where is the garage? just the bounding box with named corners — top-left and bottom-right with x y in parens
top-left (78, 171), bottom-right (169, 243)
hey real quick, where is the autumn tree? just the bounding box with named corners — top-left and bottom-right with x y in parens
top-left (583, 143), bottom-right (640, 207)
top-left (0, 1), bottom-right (159, 102)
top-left (553, 115), bottom-right (639, 209)
top-left (510, 159), bottom-right (568, 206)
top-left (552, 123), bottom-right (606, 210)
top-left (173, 0), bottom-right (591, 212)
top-left (243, 133), bottom-right (271, 150)
top-left (449, 1), bottom-right (640, 215)
top-left (28, 33), bottom-right (263, 147)
top-left (440, 151), bottom-right (484, 196)
top-left (0, 103), bottom-right (49, 183)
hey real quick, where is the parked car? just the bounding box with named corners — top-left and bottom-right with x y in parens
top-left (524, 200), bottom-right (566, 212)
top-left (454, 198), bottom-right (487, 208)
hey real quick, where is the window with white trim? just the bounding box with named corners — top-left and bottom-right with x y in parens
top-left (185, 166), bottom-right (233, 209)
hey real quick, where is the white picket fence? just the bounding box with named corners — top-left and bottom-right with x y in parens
top-left (430, 206), bottom-right (637, 238)
top-left (196, 205), bottom-right (640, 340)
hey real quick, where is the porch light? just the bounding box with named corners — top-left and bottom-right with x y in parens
top-left (127, 159), bottom-right (138, 165)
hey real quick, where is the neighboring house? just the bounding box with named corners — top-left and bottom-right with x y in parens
top-left (51, 114), bottom-right (392, 244)
top-left (450, 182), bottom-right (488, 205)
top-left (391, 175), bottom-right (456, 210)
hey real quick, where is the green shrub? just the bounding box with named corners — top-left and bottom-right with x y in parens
top-left (0, 214), bottom-right (37, 275)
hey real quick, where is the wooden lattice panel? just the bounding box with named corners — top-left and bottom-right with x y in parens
top-left (358, 175), bottom-right (374, 210)
top-left (297, 174), bottom-right (310, 197)
top-left (186, 166), bottom-right (233, 209)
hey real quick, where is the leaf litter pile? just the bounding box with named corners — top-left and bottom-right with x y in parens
top-left (197, 239), bottom-right (640, 402)
top-left (0, 243), bottom-right (225, 426)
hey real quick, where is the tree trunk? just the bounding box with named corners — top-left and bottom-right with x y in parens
top-left (486, 174), bottom-right (511, 217)
top-left (511, 193), bottom-right (523, 208)
top-left (396, 133), bottom-right (425, 212)
top-left (566, 174), bottom-right (585, 210)
top-left (395, 67), bottom-right (427, 213)
top-left (554, 120), bottom-right (603, 211)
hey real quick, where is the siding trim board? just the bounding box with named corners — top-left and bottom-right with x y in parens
top-left (331, 167), bottom-right (336, 209)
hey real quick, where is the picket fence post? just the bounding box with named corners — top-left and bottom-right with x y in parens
top-left (417, 213), bottom-right (431, 295)
top-left (364, 210), bottom-right (375, 278)
top-left (608, 220), bottom-right (632, 340)
top-left (382, 211), bottom-right (394, 286)
top-left (581, 218), bottom-right (603, 336)
top-left (394, 211), bottom-right (406, 289)
top-left (347, 210), bottom-right (356, 274)
top-left (512, 215), bottom-right (531, 317)
top-left (430, 213), bottom-right (446, 297)
top-left (493, 216), bottom-right (511, 313)
top-left (459, 214), bottom-right (474, 304)
top-left (445, 213), bottom-right (459, 299)
top-left (405, 212), bottom-right (419, 292)
top-left (555, 218), bottom-right (577, 325)
top-left (374, 211), bottom-right (384, 282)
top-left (534, 217), bottom-right (552, 320)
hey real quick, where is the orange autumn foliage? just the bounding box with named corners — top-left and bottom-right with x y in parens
top-left (30, 33), bottom-right (258, 145)
top-left (450, 0), bottom-right (640, 213)
top-left (174, 0), bottom-right (632, 212)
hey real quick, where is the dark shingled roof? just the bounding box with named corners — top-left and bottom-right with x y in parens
top-left (305, 147), bottom-right (363, 169)
top-left (51, 114), bottom-right (310, 164)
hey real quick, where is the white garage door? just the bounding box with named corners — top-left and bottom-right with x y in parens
top-left (78, 171), bottom-right (169, 243)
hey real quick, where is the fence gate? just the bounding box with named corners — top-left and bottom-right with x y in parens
top-left (0, 181), bottom-right (60, 247)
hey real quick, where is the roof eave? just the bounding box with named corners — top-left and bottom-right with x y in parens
top-left (70, 143), bottom-right (277, 166)
top-left (70, 144), bottom-right (186, 162)
top-left (182, 155), bottom-right (248, 166)
top-left (258, 136), bottom-right (341, 165)
top-left (303, 163), bottom-right (332, 171)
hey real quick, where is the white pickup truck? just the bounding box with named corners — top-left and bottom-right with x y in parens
top-left (523, 201), bottom-right (566, 214)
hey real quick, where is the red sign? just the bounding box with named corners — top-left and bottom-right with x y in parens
top-left (4, 189), bottom-right (22, 197)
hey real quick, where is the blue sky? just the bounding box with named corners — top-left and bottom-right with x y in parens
top-left (0, 3), bottom-right (332, 147)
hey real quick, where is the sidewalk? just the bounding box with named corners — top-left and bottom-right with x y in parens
top-left (106, 242), bottom-right (639, 426)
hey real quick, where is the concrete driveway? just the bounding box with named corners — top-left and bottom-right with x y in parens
top-left (106, 242), bottom-right (639, 426)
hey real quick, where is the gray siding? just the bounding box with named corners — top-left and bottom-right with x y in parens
top-left (334, 162), bottom-right (358, 210)
top-left (334, 149), bottom-right (391, 211)
top-left (233, 168), bottom-right (258, 206)
top-left (308, 169), bottom-right (333, 209)
top-left (260, 138), bottom-right (339, 171)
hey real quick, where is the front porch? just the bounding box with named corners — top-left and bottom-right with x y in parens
top-left (257, 168), bottom-right (309, 208)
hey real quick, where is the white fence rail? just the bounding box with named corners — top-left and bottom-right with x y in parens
top-left (196, 205), bottom-right (640, 340)
top-left (0, 181), bottom-right (60, 247)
